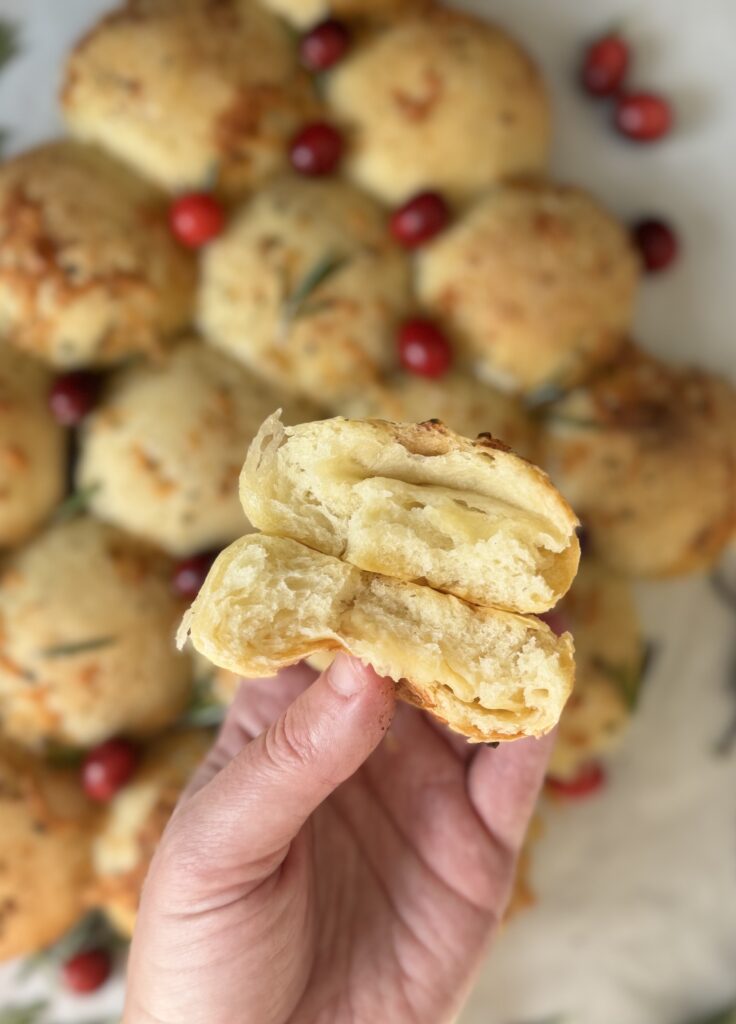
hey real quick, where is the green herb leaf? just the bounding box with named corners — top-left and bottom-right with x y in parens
top-left (540, 412), bottom-right (607, 431)
top-left (18, 910), bottom-right (122, 982)
top-left (179, 671), bottom-right (225, 729)
top-left (0, 1003), bottom-right (46, 1024)
top-left (688, 1007), bottom-right (736, 1024)
top-left (0, 19), bottom-right (20, 69)
top-left (593, 641), bottom-right (655, 712)
top-left (38, 635), bottom-right (117, 659)
top-left (281, 253), bottom-right (349, 326)
top-left (54, 483), bottom-right (101, 523)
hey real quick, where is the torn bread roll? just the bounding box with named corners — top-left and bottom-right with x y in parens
top-left (240, 413), bottom-right (579, 614)
top-left (179, 534), bottom-right (574, 742)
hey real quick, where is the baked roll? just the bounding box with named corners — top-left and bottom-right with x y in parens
top-left (77, 338), bottom-right (319, 557)
top-left (61, 0), bottom-right (319, 196)
top-left (417, 182), bottom-right (638, 394)
top-left (0, 344), bottom-right (67, 547)
top-left (547, 559), bottom-right (645, 780)
top-left (199, 175), bottom-right (411, 404)
top-left (335, 371), bottom-right (539, 462)
top-left (91, 729), bottom-right (211, 937)
top-left (0, 141), bottom-right (195, 368)
top-left (326, 8), bottom-right (550, 204)
top-left (240, 413), bottom-right (579, 613)
top-left (179, 534), bottom-right (574, 742)
top-left (0, 517), bottom-right (191, 748)
top-left (541, 345), bottom-right (736, 576)
top-left (0, 742), bottom-right (96, 960)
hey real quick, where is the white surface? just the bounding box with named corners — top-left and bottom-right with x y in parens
top-left (0, 1), bottom-right (735, 1022)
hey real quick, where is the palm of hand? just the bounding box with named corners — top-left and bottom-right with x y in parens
top-left (127, 664), bottom-right (549, 1024)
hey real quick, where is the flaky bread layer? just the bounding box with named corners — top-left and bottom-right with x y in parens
top-left (178, 535), bottom-right (574, 742)
top-left (240, 413), bottom-right (579, 614)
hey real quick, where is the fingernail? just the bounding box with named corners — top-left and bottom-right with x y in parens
top-left (327, 654), bottom-right (372, 697)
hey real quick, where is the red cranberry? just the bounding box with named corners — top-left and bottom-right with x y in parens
top-left (49, 372), bottom-right (101, 426)
top-left (547, 761), bottom-right (606, 799)
top-left (539, 608), bottom-right (571, 637)
top-left (632, 218), bottom-right (679, 273)
top-left (390, 191), bottom-right (450, 249)
top-left (615, 92), bottom-right (672, 142)
top-left (171, 551), bottom-right (217, 599)
top-left (290, 122), bottom-right (344, 176)
top-left (82, 739), bottom-right (139, 803)
top-left (169, 192), bottom-right (225, 248)
top-left (62, 948), bottom-right (112, 994)
top-left (398, 319), bottom-right (453, 379)
top-left (580, 34), bottom-right (629, 97)
top-left (300, 18), bottom-right (351, 71)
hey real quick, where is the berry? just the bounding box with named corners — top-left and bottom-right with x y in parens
top-left (62, 949), bottom-right (112, 994)
top-left (171, 551), bottom-right (217, 599)
top-left (632, 218), bottom-right (679, 273)
top-left (547, 761), bottom-right (606, 799)
top-left (300, 18), bottom-right (351, 71)
top-left (580, 34), bottom-right (630, 97)
top-left (49, 372), bottom-right (101, 426)
top-left (398, 319), bottom-right (453, 378)
top-left (390, 191), bottom-right (450, 249)
top-left (615, 92), bottom-right (672, 142)
top-left (82, 739), bottom-right (139, 803)
top-left (290, 122), bottom-right (344, 176)
top-left (539, 608), bottom-right (570, 637)
top-left (169, 192), bottom-right (225, 248)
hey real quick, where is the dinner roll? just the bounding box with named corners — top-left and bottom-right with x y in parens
top-left (261, 0), bottom-right (426, 29)
top-left (199, 176), bottom-right (411, 403)
top-left (547, 560), bottom-right (644, 781)
top-left (0, 345), bottom-right (66, 547)
top-left (240, 413), bottom-right (579, 613)
top-left (0, 517), bottom-right (191, 748)
top-left (91, 729), bottom-right (211, 936)
top-left (0, 141), bottom-right (195, 368)
top-left (541, 345), bottom-right (736, 576)
top-left (337, 371), bottom-right (539, 461)
top-left (77, 339), bottom-right (318, 556)
top-left (61, 0), bottom-right (318, 196)
top-left (0, 742), bottom-right (96, 960)
top-left (179, 534), bottom-right (575, 742)
top-left (326, 8), bottom-right (550, 204)
top-left (417, 182), bottom-right (638, 394)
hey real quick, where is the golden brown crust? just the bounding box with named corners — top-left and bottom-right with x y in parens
top-left (240, 413), bottom-right (579, 614)
top-left (327, 8), bottom-right (550, 203)
top-left (62, 0), bottom-right (321, 196)
top-left (0, 518), bottom-right (192, 747)
top-left (542, 345), bottom-right (736, 576)
top-left (0, 141), bottom-right (195, 367)
top-left (0, 742), bottom-right (97, 959)
top-left (199, 176), bottom-right (411, 404)
top-left (91, 729), bottom-right (211, 936)
top-left (417, 181), bottom-right (639, 393)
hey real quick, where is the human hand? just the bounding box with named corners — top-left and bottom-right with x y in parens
top-left (124, 655), bottom-right (553, 1024)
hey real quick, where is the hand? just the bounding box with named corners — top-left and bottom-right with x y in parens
top-left (124, 655), bottom-right (553, 1024)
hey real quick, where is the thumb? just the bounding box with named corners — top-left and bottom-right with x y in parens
top-left (167, 654), bottom-right (395, 889)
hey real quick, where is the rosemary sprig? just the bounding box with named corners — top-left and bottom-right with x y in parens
top-left (281, 253), bottom-right (349, 326)
top-left (0, 1003), bottom-right (46, 1024)
top-left (539, 412), bottom-right (606, 431)
top-left (38, 635), bottom-right (117, 659)
top-left (54, 483), bottom-right (101, 522)
top-left (689, 1006), bottom-right (736, 1024)
top-left (593, 641), bottom-right (655, 712)
top-left (179, 671), bottom-right (225, 729)
top-left (0, 19), bottom-right (20, 69)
